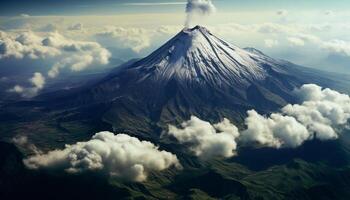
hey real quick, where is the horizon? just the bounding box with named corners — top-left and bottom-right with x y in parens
top-left (1, 0), bottom-right (350, 76)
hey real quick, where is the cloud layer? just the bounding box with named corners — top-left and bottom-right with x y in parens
top-left (1, 30), bottom-right (111, 97)
top-left (24, 131), bottom-right (181, 182)
top-left (164, 84), bottom-right (350, 157)
top-left (96, 27), bottom-right (151, 53)
top-left (21, 84), bottom-right (350, 176)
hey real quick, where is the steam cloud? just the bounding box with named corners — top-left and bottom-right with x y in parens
top-left (164, 84), bottom-right (350, 157)
top-left (185, 0), bottom-right (216, 28)
top-left (24, 131), bottom-right (181, 182)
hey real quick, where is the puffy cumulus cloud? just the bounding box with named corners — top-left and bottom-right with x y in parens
top-left (0, 31), bottom-right (111, 79)
top-left (241, 111), bottom-right (310, 148)
top-left (282, 84), bottom-right (350, 140)
top-left (163, 116), bottom-right (239, 159)
top-left (42, 32), bottom-right (110, 77)
top-left (0, 31), bottom-right (60, 59)
top-left (9, 72), bottom-right (46, 98)
top-left (96, 27), bottom-right (151, 53)
top-left (165, 84), bottom-right (350, 156)
top-left (242, 84), bottom-right (350, 147)
top-left (31, 72), bottom-right (45, 89)
top-left (185, 0), bottom-right (217, 28)
top-left (24, 131), bottom-right (181, 182)
top-left (264, 39), bottom-right (279, 48)
top-left (287, 37), bottom-right (305, 46)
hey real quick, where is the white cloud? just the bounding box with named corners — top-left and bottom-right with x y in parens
top-left (258, 23), bottom-right (288, 34)
top-left (96, 27), bottom-right (152, 53)
top-left (185, 0), bottom-right (217, 28)
top-left (163, 116), bottom-right (239, 159)
top-left (322, 39), bottom-right (350, 57)
top-left (287, 37), bottom-right (305, 46)
top-left (12, 135), bottom-right (41, 154)
top-left (24, 131), bottom-right (181, 182)
top-left (9, 72), bottom-right (46, 98)
top-left (31, 72), bottom-right (45, 89)
top-left (157, 25), bottom-right (182, 35)
top-left (0, 31), bottom-right (60, 59)
top-left (20, 14), bottom-right (30, 18)
top-left (282, 84), bottom-right (350, 140)
top-left (264, 39), bottom-right (279, 48)
top-left (241, 110), bottom-right (310, 148)
top-left (165, 84), bottom-right (350, 154)
top-left (243, 84), bottom-right (350, 147)
top-left (0, 30), bottom-right (111, 80)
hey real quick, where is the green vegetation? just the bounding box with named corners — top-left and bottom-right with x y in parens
top-left (1, 105), bottom-right (350, 199)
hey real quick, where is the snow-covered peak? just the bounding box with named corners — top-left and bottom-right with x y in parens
top-left (129, 26), bottom-right (271, 86)
top-left (182, 25), bottom-right (210, 34)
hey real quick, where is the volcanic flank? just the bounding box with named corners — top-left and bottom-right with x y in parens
top-left (51, 26), bottom-right (347, 136)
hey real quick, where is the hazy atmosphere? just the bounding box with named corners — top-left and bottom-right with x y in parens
top-left (1, 1), bottom-right (350, 200)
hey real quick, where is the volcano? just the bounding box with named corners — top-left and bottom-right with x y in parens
top-left (50, 26), bottom-right (350, 136)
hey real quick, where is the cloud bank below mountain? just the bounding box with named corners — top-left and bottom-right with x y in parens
top-left (163, 84), bottom-right (350, 158)
top-left (24, 131), bottom-right (181, 182)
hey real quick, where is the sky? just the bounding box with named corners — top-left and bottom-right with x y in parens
top-left (1, 0), bottom-right (350, 97)
top-left (1, 0), bottom-right (350, 15)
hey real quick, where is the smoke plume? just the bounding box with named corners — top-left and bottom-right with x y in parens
top-left (185, 0), bottom-right (216, 28)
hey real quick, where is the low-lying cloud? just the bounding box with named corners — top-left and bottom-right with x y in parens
top-left (24, 131), bottom-right (181, 182)
top-left (96, 27), bottom-right (151, 53)
top-left (12, 135), bottom-right (41, 154)
top-left (241, 111), bottom-right (310, 148)
top-left (283, 84), bottom-right (350, 140)
top-left (185, 0), bottom-right (216, 28)
top-left (164, 84), bottom-right (350, 157)
top-left (163, 116), bottom-right (239, 159)
top-left (9, 72), bottom-right (45, 97)
top-left (1, 30), bottom-right (111, 96)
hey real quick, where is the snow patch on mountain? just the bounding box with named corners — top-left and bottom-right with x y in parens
top-left (130, 26), bottom-right (270, 86)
